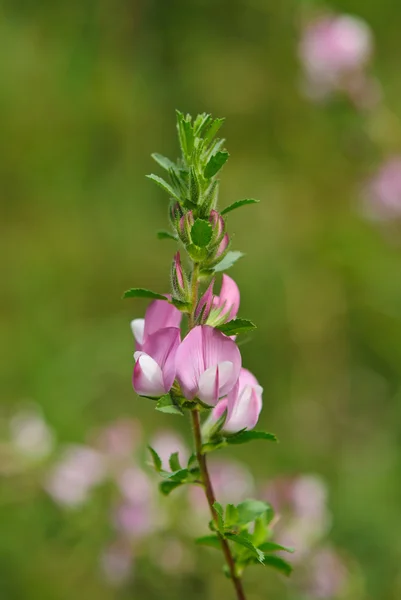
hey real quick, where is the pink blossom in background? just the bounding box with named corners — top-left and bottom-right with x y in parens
top-left (150, 430), bottom-right (189, 471)
top-left (262, 475), bottom-right (330, 562)
top-left (211, 367), bottom-right (263, 433)
top-left (100, 541), bottom-right (133, 586)
top-left (304, 547), bottom-right (348, 598)
top-left (45, 445), bottom-right (106, 508)
top-left (362, 157), bottom-right (401, 220)
top-left (9, 404), bottom-right (55, 460)
top-left (176, 325), bottom-right (241, 406)
top-left (114, 501), bottom-right (155, 538)
top-left (189, 458), bottom-right (255, 514)
top-left (299, 13), bottom-right (378, 106)
top-left (95, 418), bottom-right (142, 461)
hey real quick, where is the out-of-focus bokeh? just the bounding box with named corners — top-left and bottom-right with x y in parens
top-left (2, 1), bottom-right (401, 599)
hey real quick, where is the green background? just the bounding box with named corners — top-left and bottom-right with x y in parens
top-left (1, 1), bottom-right (401, 598)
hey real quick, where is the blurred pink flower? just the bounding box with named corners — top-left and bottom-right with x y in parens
top-left (176, 325), bottom-right (241, 406)
top-left (45, 445), bottom-right (106, 508)
top-left (299, 13), bottom-right (377, 105)
top-left (363, 157), bottom-right (401, 220)
top-left (10, 404), bottom-right (54, 460)
top-left (189, 458), bottom-right (254, 512)
top-left (100, 541), bottom-right (133, 586)
top-left (95, 418), bottom-right (142, 459)
top-left (304, 547), bottom-right (348, 598)
top-left (262, 475), bottom-right (330, 562)
top-left (211, 367), bottom-right (263, 433)
top-left (114, 501), bottom-right (155, 538)
top-left (150, 430), bottom-right (189, 470)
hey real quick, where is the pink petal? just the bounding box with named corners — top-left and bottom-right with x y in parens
top-left (224, 368), bottom-right (263, 432)
top-left (211, 398), bottom-right (228, 422)
top-left (220, 275), bottom-right (240, 319)
top-left (141, 327), bottom-right (181, 392)
top-left (143, 300), bottom-right (182, 339)
top-left (176, 326), bottom-right (241, 401)
top-left (133, 354), bottom-right (165, 397)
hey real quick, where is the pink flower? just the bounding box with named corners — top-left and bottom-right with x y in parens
top-left (363, 157), bottom-right (401, 220)
top-left (176, 325), bottom-right (241, 406)
top-left (133, 327), bottom-right (180, 397)
top-left (299, 15), bottom-right (372, 83)
top-left (215, 233), bottom-right (229, 258)
top-left (212, 368), bottom-right (263, 433)
top-left (131, 299), bottom-right (182, 352)
top-left (212, 274), bottom-right (240, 321)
top-left (196, 274), bottom-right (240, 325)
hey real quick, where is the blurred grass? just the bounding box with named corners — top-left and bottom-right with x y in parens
top-left (1, 0), bottom-right (401, 598)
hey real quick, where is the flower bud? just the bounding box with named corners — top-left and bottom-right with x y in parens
top-left (169, 202), bottom-right (184, 227)
top-left (171, 252), bottom-right (189, 300)
top-left (177, 211), bottom-right (195, 244)
top-left (209, 210), bottom-right (225, 243)
top-left (215, 233), bottom-right (230, 258)
top-left (195, 278), bottom-right (215, 324)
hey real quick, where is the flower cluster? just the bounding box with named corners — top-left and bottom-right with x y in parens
top-left (123, 112), bottom-right (286, 594)
top-left (130, 277), bottom-right (262, 432)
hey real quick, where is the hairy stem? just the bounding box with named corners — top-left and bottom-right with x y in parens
top-left (188, 264), bottom-right (247, 600)
top-left (191, 409), bottom-right (247, 600)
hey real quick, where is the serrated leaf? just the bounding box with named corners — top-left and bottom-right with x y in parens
top-left (157, 230), bottom-right (178, 241)
top-left (226, 532), bottom-right (265, 563)
top-left (213, 501), bottom-right (225, 532)
top-left (236, 500), bottom-right (273, 525)
top-left (159, 480), bottom-right (183, 496)
top-left (221, 198), bottom-right (260, 216)
top-left (151, 153), bottom-right (177, 172)
top-left (258, 542), bottom-right (294, 554)
top-left (225, 504), bottom-right (239, 528)
top-left (204, 151), bottom-right (230, 178)
top-left (146, 174), bottom-right (181, 202)
top-left (203, 118), bottom-right (225, 147)
top-left (226, 430), bottom-right (278, 445)
top-left (123, 288), bottom-right (167, 301)
top-left (155, 394), bottom-right (184, 416)
top-left (214, 251), bottom-right (244, 272)
top-left (191, 219), bottom-right (213, 248)
top-left (216, 318), bottom-right (256, 336)
top-left (263, 555), bottom-right (293, 576)
top-left (195, 535), bottom-right (221, 550)
top-left (169, 452), bottom-right (181, 472)
top-left (148, 446), bottom-right (162, 472)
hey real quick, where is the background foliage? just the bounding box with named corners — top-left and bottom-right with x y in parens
top-left (1, 1), bottom-right (401, 599)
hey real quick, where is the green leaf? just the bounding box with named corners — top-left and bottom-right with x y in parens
top-left (187, 243), bottom-right (209, 262)
top-left (253, 517), bottom-right (268, 547)
top-left (225, 532), bottom-right (265, 563)
top-left (148, 446), bottom-right (162, 472)
top-left (123, 288), bottom-right (167, 301)
top-left (187, 453), bottom-right (198, 469)
top-left (157, 230), bottom-right (178, 241)
top-left (213, 501), bottom-right (225, 532)
top-left (214, 251), bottom-right (244, 272)
top-left (165, 468), bottom-right (189, 482)
top-left (203, 118), bottom-right (225, 147)
top-left (155, 394), bottom-right (184, 416)
top-left (189, 166), bottom-right (201, 205)
top-left (258, 542), bottom-right (294, 554)
top-left (170, 298), bottom-right (192, 311)
top-left (216, 318), bottom-right (256, 336)
top-left (191, 219), bottom-right (213, 248)
top-left (195, 535), bottom-right (221, 550)
top-left (159, 480), bottom-right (183, 496)
top-left (226, 430), bottom-right (278, 445)
top-left (236, 500), bottom-right (273, 525)
top-left (146, 174), bottom-right (181, 202)
top-left (221, 198), bottom-right (260, 216)
top-left (169, 452), bottom-right (181, 472)
top-left (151, 153), bottom-right (177, 172)
top-left (204, 151), bottom-right (230, 178)
top-left (263, 555), bottom-right (293, 576)
top-left (225, 504), bottom-right (239, 528)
